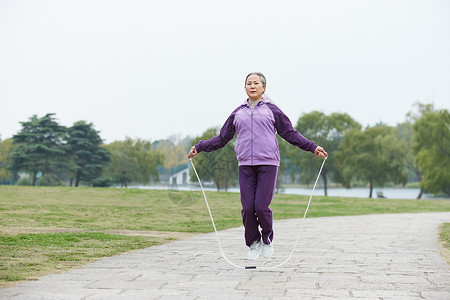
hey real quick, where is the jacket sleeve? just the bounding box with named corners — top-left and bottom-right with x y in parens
top-left (268, 103), bottom-right (317, 153)
top-left (195, 107), bottom-right (239, 153)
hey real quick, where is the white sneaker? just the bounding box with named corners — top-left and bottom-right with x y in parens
top-left (262, 242), bottom-right (274, 258)
top-left (248, 240), bottom-right (261, 260)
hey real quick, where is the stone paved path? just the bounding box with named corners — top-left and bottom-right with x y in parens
top-left (1, 212), bottom-right (449, 299)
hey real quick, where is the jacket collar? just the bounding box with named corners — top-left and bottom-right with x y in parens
top-left (243, 97), bottom-right (270, 107)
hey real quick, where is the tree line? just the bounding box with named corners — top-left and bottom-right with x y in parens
top-left (0, 114), bottom-right (185, 188)
top-left (0, 103), bottom-right (449, 198)
top-left (189, 103), bottom-right (449, 198)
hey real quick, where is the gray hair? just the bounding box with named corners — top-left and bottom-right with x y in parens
top-left (245, 72), bottom-right (267, 87)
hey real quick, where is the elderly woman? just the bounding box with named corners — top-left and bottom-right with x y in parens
top-left (189, 72), bottom-right (327, 260)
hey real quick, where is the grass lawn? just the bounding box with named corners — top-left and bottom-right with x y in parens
top-left (1, 185), bottom-right (449, 288)
top-left (439, 223), bottom-right (450, 265)
top-left (0, 232), bottom-right (158, 286)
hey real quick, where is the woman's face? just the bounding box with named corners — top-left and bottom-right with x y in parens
top-left (245, 74), bottom-right (265, 101)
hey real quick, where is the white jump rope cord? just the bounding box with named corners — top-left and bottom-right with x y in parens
top-left (189, 156), bottom-right (327, 270)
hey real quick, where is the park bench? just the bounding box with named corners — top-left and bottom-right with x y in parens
top-left (377, 191), bottom-right (386, 198)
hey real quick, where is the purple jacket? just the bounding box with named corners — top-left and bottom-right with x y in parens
top-left (195, 98), bottom-right (318, 166)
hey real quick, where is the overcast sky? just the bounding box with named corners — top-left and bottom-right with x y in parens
top-left (1, 0), bottom-right (449, 144)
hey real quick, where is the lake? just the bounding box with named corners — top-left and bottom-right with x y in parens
top-left (134, 185), bottom-right (447, 200)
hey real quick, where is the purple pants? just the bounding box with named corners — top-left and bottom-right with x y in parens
top-left (239, 165), bottom-right (278, 246)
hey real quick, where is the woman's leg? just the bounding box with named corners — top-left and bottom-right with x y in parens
top-left (239, 166), bottom-right (260, 247)
top-left (254, 165), bottom-right (278, 245)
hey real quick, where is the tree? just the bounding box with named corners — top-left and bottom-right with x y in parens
top-left (189, 128), bottom-right (238, 191)
top-left (0, 137), bottom-right (13, 184)
top-left (335, 125), bottom-right (408, 198)
top-left (153, 139), bottom-right (188, 170)
top-left (132, 139), bottom-right (163, 184)
top-left (406, 103), bottom-right (438, 198)
top-left (9, 114), bottom-right (67, 186)
top-left (413, 108), bottom-right (450, 195)
top-left (294, 111), bottom-right (361, 195)
top-left (104, 138), bottom-right (163, 187)
top-left (276, 135), bottom-right (294, 191)
top-left (67, 121), bottom-right (110, 187)
top-left (396, 121), bottom-right (423, 198)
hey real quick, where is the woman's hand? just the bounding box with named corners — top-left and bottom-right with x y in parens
top-left (314, 146), bottom-right (328, 158)
top-left (188, 146), bottom-right (198, 158)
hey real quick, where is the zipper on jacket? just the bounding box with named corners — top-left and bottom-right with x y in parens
top-left (251, 110), bottom-right (253, 165)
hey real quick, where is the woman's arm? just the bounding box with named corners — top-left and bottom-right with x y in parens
top-left (188, 106), bottom-right (241, 158)
top-left (267, 103), bottom-right (318, 152)
top-left (267, 103), bottom-right (327, 157)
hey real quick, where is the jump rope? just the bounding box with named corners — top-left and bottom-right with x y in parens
top-left (189, 155), bottom-right (327, 270)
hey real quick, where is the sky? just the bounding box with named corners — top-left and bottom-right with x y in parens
top-left (1, 0), bottom-right (449, 144)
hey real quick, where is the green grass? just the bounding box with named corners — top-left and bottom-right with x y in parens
top-left (439, 223), bottom-right (450, 265)
top-left (0, 185), bottom-right (449, 287)
top-left (440, 223), bottom-right (450, 248)
top-left (0, 232), bottom-right (158, 285)
top-left (2, 186), bottom-right (449, 232)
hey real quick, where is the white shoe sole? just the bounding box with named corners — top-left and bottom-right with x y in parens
top-left (248, 241), bottom-right (261, 260)
top-left (248, 249), bottom-right (260, 260)
top-left (262, 243), bottom-right (274, 258)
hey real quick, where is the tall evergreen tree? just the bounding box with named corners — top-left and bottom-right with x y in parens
top-left (9, 114), bottom-right (67, 185)
top-left (67, 121), bottom-right (110, 187)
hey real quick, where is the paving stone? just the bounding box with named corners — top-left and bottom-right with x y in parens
top-left (0, 212), bottom-right (449, 299)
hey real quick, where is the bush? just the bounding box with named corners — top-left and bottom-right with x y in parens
top-left (38, 174), bottom-right (62, 186)
top-left (17, 177), bottom-right (32, 186)
top-left (405, 182), bottom-right (421, 188)
top-left (92, 176), bottom-right (112, 187)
